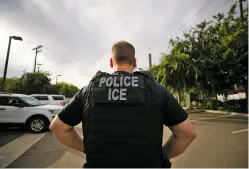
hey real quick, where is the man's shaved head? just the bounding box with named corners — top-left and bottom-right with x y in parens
top-left (111, 40), bottom-right (135, 65)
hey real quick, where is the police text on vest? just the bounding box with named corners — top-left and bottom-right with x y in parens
top-left (99, 76), bottom-right (139, 100)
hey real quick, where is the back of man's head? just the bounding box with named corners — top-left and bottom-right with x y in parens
top-left (111, 40), bottom-right (135, 65)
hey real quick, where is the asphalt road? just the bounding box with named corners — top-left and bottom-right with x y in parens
top-left (0, 111), bottom-right (248, 168)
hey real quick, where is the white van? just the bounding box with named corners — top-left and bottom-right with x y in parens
top-left (30, 94), bottom-right (67, 106)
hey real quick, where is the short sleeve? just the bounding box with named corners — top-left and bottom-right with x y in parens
top-left (57, 87), bottom-right (87, 126)
top-left (162, 88), bottom-right (188, 127)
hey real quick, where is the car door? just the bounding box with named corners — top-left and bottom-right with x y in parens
top-left (51, 95), bottom-right (65, 105)
top-left (0, 96), bottom-right (9, 123)
top-left (34, 96), bottom-right (50, 105)
top-left (0, 96), bottom-right (27, 123)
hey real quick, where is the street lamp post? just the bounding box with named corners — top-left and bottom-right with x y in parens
top-left (1, 36), bottom-right (23, 92)
top-left (56, 75), bottom-right (61, 85)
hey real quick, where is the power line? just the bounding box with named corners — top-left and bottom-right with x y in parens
top-left (19, 40), bottom-right (77, 75)
top-left (166, 0), bottom-right (215, 44)
top-left (27, 40), bottom-right (76, 67)
top-left (167, 0), bottom-right (235, 45)
top-left (154, 0), bottom-right (237, 62)
top-left (200, 0), bottom-right (236, 21)
top-left (198, 0), bottom-right (215, 13)
top-left (32, 47), bottom-right (76, 67)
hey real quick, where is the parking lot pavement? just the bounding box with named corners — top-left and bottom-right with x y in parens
top-left (1, 111), bottom-right (248, 168)
top-left (6, 127), bottom-right (84, 168)
top-left (170, 112), bottom-right (248, 168)
top-left (0, 128), bottom-right (27, 147)
top-left (0, 129), bottom-right (47, 168)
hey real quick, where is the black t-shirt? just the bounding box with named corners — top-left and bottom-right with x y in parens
top-left (58, 72), bottom-right (188, 127)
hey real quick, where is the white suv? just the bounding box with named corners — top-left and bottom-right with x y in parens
top-left (30, 94), bottom-right (68, 106)
top-left (0, 93), bottom-right (62, 133)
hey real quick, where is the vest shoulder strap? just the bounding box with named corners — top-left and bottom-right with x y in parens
top-left (133, 71), bottom-right (155, 81)
top-left (85, 71), bottom-right (110, 104)
top-left (90, 70), bottom-right (110, 82)
top-left (133, 71), bottom-right (155, 94)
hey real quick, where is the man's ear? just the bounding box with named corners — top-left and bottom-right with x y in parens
top-left (110, 58), bottom-right (113, 68)
top-left (133, 58), bottom-right (137, 68)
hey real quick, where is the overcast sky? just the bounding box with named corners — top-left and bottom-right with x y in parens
top-left (0, 0), bottom-right (238, 88)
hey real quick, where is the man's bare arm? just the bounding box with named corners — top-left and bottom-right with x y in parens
top-left (162, 118), bottom-right (196, 159)
top-left (49, 115), bottom-right (84, 152)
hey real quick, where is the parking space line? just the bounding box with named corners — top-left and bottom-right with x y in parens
top-left (231, 129), bottom-right (248, 134)
top-left (192, 114), bottom-right (234, 122)
top-left (192, 121), bottom-right (212, 125)
top-left (0, 132), bottom-right (47, 168)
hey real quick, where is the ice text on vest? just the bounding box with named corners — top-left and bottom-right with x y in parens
top-left (99, 76), bottom-right (139, 100)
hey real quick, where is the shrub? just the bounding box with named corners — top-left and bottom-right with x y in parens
top-left (201, 99), bottom-right (222, 110)
top-left (222, 99), bottom-right (247, 113)
top-left (180, 101), bottom-right (186, 107)
top-left (202, 99), bottom-right (247, 113)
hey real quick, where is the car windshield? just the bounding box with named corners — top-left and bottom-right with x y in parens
top-left (20, 96), bottom-right (43, 106)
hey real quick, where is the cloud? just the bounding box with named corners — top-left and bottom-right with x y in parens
top-left (0, 0), bottom-right (235, 88)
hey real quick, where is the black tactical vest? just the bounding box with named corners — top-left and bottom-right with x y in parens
top-left (82, 71), bottom-right (164, 168)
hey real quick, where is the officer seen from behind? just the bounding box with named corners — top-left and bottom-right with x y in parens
top-left (49, 40), bottom-right (197, 168)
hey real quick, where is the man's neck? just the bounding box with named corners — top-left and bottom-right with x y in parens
top-left (115, 65), bottom-right (134, 73)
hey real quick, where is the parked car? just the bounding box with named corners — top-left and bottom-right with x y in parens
top-left (30, 94), bottom-right (67, 106)
top-left (0, 93), bottom-right (62, 133)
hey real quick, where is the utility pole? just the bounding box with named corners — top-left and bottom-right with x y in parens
top-left (37, 63), bottom-right (42, 72)
top-left (148, 53), bottom-right (152, 69)
top-left (239, 0), bottom-right (244, 19)
top-left (239, 0), bottom-right (247, 19)
top-left (32, 45), bottom-right (43, 73)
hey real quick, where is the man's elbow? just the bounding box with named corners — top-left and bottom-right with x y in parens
top-left (179, 127), bottom-right (197, 141)
top-left (49, 117), bottom-right (61, 133)
top-left (189, 129), bottom-right (197, 140)
top-left (185, 120), bottom-right (197, 140)
top-left (49, 122), bottom-right (59, 133)
top-left (186, 127), bottom-right (197, 141)
top-left (49, 116), bottom-right (73, 134)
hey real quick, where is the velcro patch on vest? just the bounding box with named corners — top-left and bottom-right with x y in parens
top-left (93, 75), bottom-right (146, 105)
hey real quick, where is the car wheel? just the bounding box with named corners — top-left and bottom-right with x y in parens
top-left (28, 116), bottom-right (48, 133)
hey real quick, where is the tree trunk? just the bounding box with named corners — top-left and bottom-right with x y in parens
top-left (177, 89), bottom-right (182, 104)
top-left (245, 79), bottom-right (248, 99)
top-left (245, 82), bottom-right (248, 112)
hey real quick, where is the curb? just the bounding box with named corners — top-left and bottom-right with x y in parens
top-left (187, 110), bottom-right (205, 114)
top-left (183, 108), bottom-right (205, 114)
top-left (205, 110), bottom-right (248, 117)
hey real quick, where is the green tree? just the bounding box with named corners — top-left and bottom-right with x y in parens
top-left (149, 2), bottom-right (248, 103)
top-left (57, 82), bottom-right (79, 98)
top-left (21, 72), bottom-right (54, 94)
top-left (0, 71), bottom-right (80, 97)
top-left (0, 77), bottom-right (24, 93)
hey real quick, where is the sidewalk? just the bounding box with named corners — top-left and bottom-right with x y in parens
top-left (184, 106), bottom-right (248, 117)
top-left (205, 110), bottom-right (248, 117)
